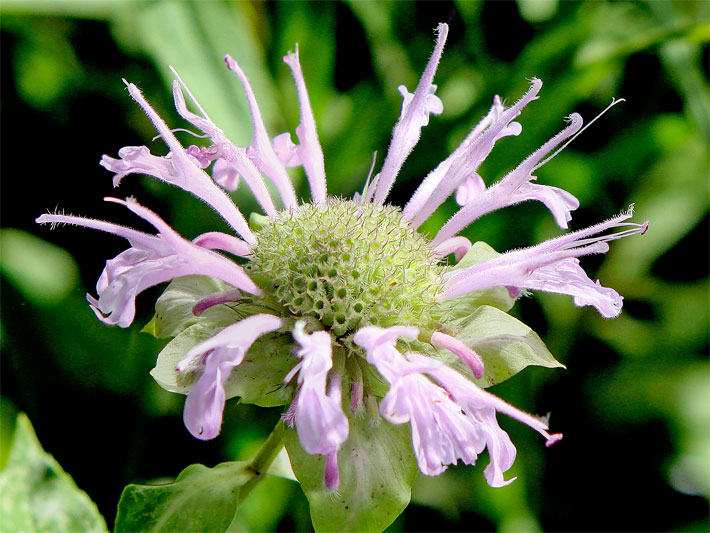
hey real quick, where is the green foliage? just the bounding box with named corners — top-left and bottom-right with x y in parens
top-left (284, 415), bottom-right (418, 532)
top-left (115, 461), bottom-right (251, 533)
top-left (0, 229), bottom-right (78, 306)
top-left (0, 414), bottom-right (107, 532)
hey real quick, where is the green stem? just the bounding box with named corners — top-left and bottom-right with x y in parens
top-left (237, 421), bottom-right (286, 505)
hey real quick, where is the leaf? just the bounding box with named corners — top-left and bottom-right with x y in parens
top-left (0, 413), bottom-right (107, 532)
top-left (115, 461), bottom-right (253, 533)
top-left (284, 413), bottom-right (418, 532)
top-left (223, 334), bottom-right (298, 407)
top-left (150, 322), bottom-right (218, 394)
top-left (151, 325), bottom-right (297, 407)
top-left (0, 228), bottom-right (78, 306)
top-left (151, 275), bottom-right (241, 339)
top-left (455, 305), bottom-right (564, 387)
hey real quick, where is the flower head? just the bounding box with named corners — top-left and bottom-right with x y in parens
top-left (37, 22), bottom-right (647, 499)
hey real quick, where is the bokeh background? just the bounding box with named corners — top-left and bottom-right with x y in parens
top-left (1, 1), bottom-right (708, 531)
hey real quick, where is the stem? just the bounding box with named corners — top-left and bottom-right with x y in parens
top-left (237, 421), bottom-right (286, 505)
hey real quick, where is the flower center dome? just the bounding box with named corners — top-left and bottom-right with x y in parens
top-left (247, 199), bottom-right (446, 338)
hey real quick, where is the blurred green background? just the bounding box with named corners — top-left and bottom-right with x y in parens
top-left (1, 1), bottom-right (708, 531)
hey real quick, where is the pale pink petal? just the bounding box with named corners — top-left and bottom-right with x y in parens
top-left (192, 290), bottom-right (241, 317)
top-left (181, 314), bottom-right (283, 439)
top-left (272, 132), bottom-right (302, 168)
top-left (373, 23), bottom-right (449, 204)
top-left (37, 197), bottom-right (260, 328)
top-left (171, 81), bottom-right (278, 218)
top-left (430, 331), bottom-right (484, 379)
top-left (455, 174), bottom-right (487, 206)
top-left (224, 55), bottom-right (298, 209)
top-left (192, 231), bottom-right (251, 257)
top-left (432, 236), bottom-right (472, 262)
top-left (283, 47), bottom-right (327, 205)
top-left (115, 81), bottom-right (256, 244)
top-left (212, 159), bottom-right (240, 191)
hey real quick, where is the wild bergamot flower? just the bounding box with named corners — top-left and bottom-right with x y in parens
top-left (37, 22), bottom-right (647, 500)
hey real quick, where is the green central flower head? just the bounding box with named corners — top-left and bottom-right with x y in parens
top-left (248, 199), bottom-right (445, 338)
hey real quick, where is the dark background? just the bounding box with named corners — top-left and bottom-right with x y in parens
top-left (1, 1), bottom-right (708, 531)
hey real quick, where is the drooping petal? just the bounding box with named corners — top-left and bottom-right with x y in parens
top-left (454, 174), bottom-right (487, 206)
top-left (352, 325), bottom-right (422, 382)
top-left (36, 197), bottom-right (260, 328)
top-left (180, 314), bottom-right (283, 439)
top-left (373, 23), bottom-right (449, 204)
top-left (283, 47), bottom-right (327, 205)
top-left (288, 322), bottom-right (349, 457)
top-left (432, 236), bottom-right (472, 262)
top-left (212, 158), bottom-right (240, 191)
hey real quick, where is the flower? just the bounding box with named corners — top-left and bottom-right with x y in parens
top-left (37, 22), bottom-right (647, 493)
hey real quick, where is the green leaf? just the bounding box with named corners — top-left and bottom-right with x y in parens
top-left (151, 276), bottom-right (241, 339)
top-left (284, 413), bottom-right (418, 532)
top-left (454, 305), bottom-right (564, 387)
top-left (150, 322), bottom-right (219, 394)
top-left (223, 334), bottom-right (297, 407)
top-left (115, 461), bottom-right (253, 533)
top-left (0, 228), bottom-right (78, 306)
top-left (0, 413), bottom-right (107, 532)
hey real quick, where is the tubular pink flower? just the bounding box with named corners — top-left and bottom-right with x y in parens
top-left (355, 325), bottom-right (548, 485)
top-left (403, 82), bottom-right (539, 228)
top-left (432, 236), bottom-right (472, 262)
top-left (224, 55), bottom-right (299, 210)
top-left (438, 208), bottom-right (649, 317)
top-left (286, 322), bottom-right (349, 461)
top-left (170, 80), bottom-right (278, 219)
top-left (191, 231), bottom-right (251, 257)
top-left (179, 314), bottom-right (283, 440)
top-left (100, 81), bottom-right (256, 245)
top-left (373, 23), bottom-right (448, 205)
top-left (430, 331), bottom-right (484, 379)
top-left (36, 198), bottom-right (260, 328)
top-left (192, 290), bottom-right (241, 317)
top-left (283, 46), bottom-right (327, 205)
top-left (432, 113), bottom-right (583, 246)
